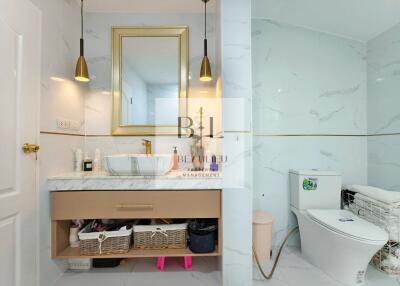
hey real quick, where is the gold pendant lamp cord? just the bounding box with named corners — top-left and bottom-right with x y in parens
top-left (204, 0), bottom-right (207, 57)
top-left (204, 0), bottom-right (208, 58)
top-left (80, 0), bottom-right (84, 57)
top-left (200, 0), bottom-right (212, 81)
top-left (75, 0), bottom-right (90, 82)
top-left (81, 0), bottom-right (83, 40)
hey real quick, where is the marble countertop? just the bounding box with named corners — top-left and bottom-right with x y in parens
top-left (48, 170), bottom-right (223, 191)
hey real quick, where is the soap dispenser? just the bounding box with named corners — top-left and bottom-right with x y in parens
top-left (82, 152), bottom-right (93, 172)
top-left (172, 146), bottom-right (179, 171)
top-left (210, 155), bottom-right (218, 172)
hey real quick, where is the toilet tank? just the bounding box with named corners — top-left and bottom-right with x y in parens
top-left (289, 169), bottom-right (342, 210)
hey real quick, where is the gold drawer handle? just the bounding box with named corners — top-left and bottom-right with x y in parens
top-left (116, 204), bottom-right (153, 211)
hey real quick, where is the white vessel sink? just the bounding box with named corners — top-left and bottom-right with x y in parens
top-left (104, 154), bottom-right (173, 176)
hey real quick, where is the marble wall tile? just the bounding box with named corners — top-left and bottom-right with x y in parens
top-left (84, 12), bottom-right (217, 131)
top-left (251, 18), bottom-right (371, 253)
top-left (222, 133), bottom-right (252, 190)
top-left (39, 134), bottom-right (84, 286)
top-left (252, 19), bottom-right (367, 135)
top-left (221, 0), bottom-right (252, 132)
top-left (83, 12), bottom-right (220, 156)
top-left (367, 22), bottom-right (400, 192)
top-left (220, 0), bottom-right (253, 285)
top-left (367, 22), bottom-right (400, 135)
top-left (84, 136), bottom-right (191, 159)
top-left (31, 0), bottom-right (86, 135)
top-left (84, 90), bottom-right (111, 135)
top-left (253, 136), bottom-right (368, 244)
top-left (222, 187), bottom-right (252, 286)
top-left (30, 1), bottom-right (86, 285)
top-left (85, 12), bottom-right (216, 93)
top-left (368, 135), bottom-right (400, 191)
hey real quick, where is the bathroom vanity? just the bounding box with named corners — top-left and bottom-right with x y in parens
top-left (48, 171), bottom-right (223, 259)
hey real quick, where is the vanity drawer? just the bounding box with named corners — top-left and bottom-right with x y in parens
top-left (51, 190), bottom-right (221, 220)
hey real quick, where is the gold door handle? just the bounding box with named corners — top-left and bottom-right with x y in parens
top-left (22, 143), bottom-right (40, 159)
top-left (116, 204), bottom-right (153, 211)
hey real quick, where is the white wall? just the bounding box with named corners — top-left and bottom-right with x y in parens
top-left (220, 0), bottom-right (253, 285)
top-left (367, 22), bottom-right (400, 191)
top-left (30, 0), bottom-right (86, 285)
top-left (83, 12), bottom-right (219, 157)
top-left (252, 19), bottom-right (368, 245)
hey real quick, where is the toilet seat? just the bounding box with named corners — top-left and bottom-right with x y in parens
top-left (306, 209), bottom-right (388, 242)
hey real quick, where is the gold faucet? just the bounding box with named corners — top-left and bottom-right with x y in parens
top-left (142, 139), bottom-right (152, 155)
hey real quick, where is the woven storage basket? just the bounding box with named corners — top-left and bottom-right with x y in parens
top-left (133, 223), bottom-right (187, 249)
top-left (78, 224), bottom-right (132, 256)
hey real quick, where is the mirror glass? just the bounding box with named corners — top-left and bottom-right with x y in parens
top-left (121, 36), bottom-right (179, 126)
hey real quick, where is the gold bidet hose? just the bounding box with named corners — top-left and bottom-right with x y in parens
top-left (253, 226), bottom-right (299, 280)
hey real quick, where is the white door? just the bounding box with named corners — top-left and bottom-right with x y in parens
top-left (0, 0), bottom-right (41, 286)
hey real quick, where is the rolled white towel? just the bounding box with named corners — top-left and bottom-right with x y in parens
top-left (348, 201), bottom-right (399, 241)
top-left (345, 185), bottom-right (400, 205)
top-left (354, 193), bottom-right (400, 216)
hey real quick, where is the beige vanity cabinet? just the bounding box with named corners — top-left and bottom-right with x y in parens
top-left (51, 190), bottom-right (222, 259)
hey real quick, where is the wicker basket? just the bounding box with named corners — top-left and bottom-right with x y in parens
top-left (133, 223), bottom-right (187, 250)
top-left (78, 224), bottom-right (132, 255)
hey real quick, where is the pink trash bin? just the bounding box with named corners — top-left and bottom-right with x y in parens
top-left (253, 211), bottom-right (274, 263)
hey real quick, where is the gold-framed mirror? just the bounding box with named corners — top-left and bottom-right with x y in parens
top-left (111, 26), bottom-right (189, 136)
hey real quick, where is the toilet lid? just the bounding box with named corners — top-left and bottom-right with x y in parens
top-left (307, 209), bottom-right (388, 242)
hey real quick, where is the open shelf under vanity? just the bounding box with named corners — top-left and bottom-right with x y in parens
top-left (51, 190), bottom-right (222, 260)
top-left (55, 245), bottom-right (221, 259)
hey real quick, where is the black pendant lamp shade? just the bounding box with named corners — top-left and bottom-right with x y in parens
top-left (200, 0), bottom-right (212, 82)
top-left (75, 0), bottom-right (90, 82)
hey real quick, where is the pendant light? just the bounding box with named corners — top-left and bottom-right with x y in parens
top-left (75, 0), bottom-right (90, 82)
top-left (200, 0), bottom-right (212, 82)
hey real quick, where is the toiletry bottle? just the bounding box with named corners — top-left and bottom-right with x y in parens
top-left (93, 148), bottom-right (101, 172)
top-left (83, 152), bottom-right (93, 172)
top-left (69, 225), bottom-right (80, 248)
top-left (172, 146), bottom-right (179, 171)
top-left (75, 149), bottom-right (83, 172)
top-left (210, 155), bottom-right (218, 172)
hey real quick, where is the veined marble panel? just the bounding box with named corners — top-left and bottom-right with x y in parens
top-left (368, 135), bottom-right (400, 191)
top-left (222, 133), bottom-right (252, 190)
top-left (252, 19), bottom-right (367, 135)
top-left (31, 0), bottom-right (85, 135)
top-left (220, 1), bottom-right (253, 285)
top-left (48, 171), bottom-right (222, 191)
top-left (253, 136), bottom-right (367, 244)
top-left (30, 0), bottom-right (86, 284)
top-left (39, 133), bottom-right (84, 286)
top-left (367, 22), bottom-right (400, 135)
top-left (84, 12), bottom-right (220, 159)
top-left (84, 136), bottom-right (191, 158)
top-left (84, 12), bottom-right (217, 137)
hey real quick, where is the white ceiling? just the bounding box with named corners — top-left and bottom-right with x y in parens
top-left (84, 0), bottom-right (216, 13)
top-left (252, 0), bottom-right (400, 42)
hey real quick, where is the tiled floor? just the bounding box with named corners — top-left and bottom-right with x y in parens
top-left (253, 247), bottom-right (400, 286)
top-left (54, 247), bottom-right (399, 286)
top-left (54, 257), bottom-right (221, 286)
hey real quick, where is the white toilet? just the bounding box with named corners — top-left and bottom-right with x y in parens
top-left (290, 169), bottom-right (388, 286)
